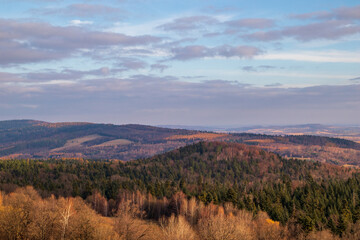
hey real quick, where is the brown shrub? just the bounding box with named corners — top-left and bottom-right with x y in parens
top-left (254, 212), bottom-right (285, 240)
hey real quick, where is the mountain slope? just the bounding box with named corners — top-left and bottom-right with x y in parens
top-left (0, 141), bottom-right (353, 198)
top-left (231, 133), bottom-right (360, 166)
top-left (0, 120), bottom-right (227, 160)
top-left (227, 124), bottom-right (360, 142)
top-left (0, 141), bottom-right (358, 234)
top-left (2, 120), bottom-right (360, 165)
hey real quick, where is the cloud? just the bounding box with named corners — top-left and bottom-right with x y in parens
top-left (157, 16), bottom-right (218, 33)
top-left (171, 44), bottom-right (263, 60)
top-left (0, 41), bottom-right (67, 65)
top-left (0, 3), bottom-right (358, 125)
top-left (241, 30), bottom-right (283, 41)
top-left (69, 20), bottom-right (93, 26)
top-left (1, 74), bottom-right (359, 125)
top-left (242, 20), bottom-right (360, 42)
top-left (0, 19), bottom-right (161, 65)
top-left (291, 11), bottom-right (332, 20)
top-left (350, 77), bottom-right (360, 81)
top-left (291, 5), bottom-right (360, 20)
top-left (282, 20), bottom-right (360, 41)
top-left (334, 5), bottom-right (360, 20)
top-left (241, 6), bottom-right (360, 42)
top-left (33, 4), bottom-right (124, 18)
top-left (257, 50), bottom-right (360, 63)
top-left (159, 38), bottom-right (197, 48)
top-left (158, 17), bottom-right (276, 37)
top-left (242, 66), bottom-right (257, 72)
top-left (242, 65), bottom-right (276, 72)
top-left (265, 83), bottom-right (283, 87)
top-left (181, 76), bottom-right (206, 79)
top-left (259, 65), bottom-right (276, 70)
top-left (226, 18), bottom-right (275, 29)
top-left (150, 63), bottom-right (170, 72)
top-left (24, 67), bottom-right (114, 82)
top-left (0, 72), bottom-right (25, 83)
top-left (117, 58), bottom-right (147, 70)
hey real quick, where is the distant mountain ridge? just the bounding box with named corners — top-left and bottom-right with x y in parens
top-left (160, 123), bottom-right (360, 140)
top-left (1, 120), bottom-right (360, 166)
top-left (0, 120), bottom-right (207, 160)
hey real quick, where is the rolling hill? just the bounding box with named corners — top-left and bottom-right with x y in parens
top-left (1, 120), bottom-right (360, 166)
top-left (0, 120), bottom-right (227, 160)
top-left (227, 124), bottom-right (360, 143)
top-left (0, 141), bottom-right (359, 237)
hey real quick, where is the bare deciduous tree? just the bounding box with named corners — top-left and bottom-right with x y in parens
top-left (58, 198), bottom-right (75, 240)
top-left (161, 215), bottom-right (198, 240)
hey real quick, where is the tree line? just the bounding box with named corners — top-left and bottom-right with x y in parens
top-left (0, 141), bottom-right (359, 237)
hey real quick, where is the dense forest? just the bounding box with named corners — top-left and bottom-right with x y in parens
top-left (0, 185), bottom-right (348, 240)
top-left (1, 142), bottom-right (360, 238)
top-left (232, 133), bottom-right (360, 166)
top-left (234, 133), bottom-right (360, 150)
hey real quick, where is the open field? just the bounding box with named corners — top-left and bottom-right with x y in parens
top-left (51, 135), bottom-right (101, 151)
top-left (166, 133), bottom-right (228, 140)
top-left (92, 139), bottom-right (133, 147)
top-left (244, 139), bottom-right (275, 143)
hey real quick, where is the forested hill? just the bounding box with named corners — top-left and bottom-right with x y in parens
top-left (234, 133), bottom-right (360, 150)
top-left (136, 141), bottom-right (353, 184)
top-left (2, 119), bottom-right (360, 165)
top-left (0, 142), bottom-right (359, 236)
top-left (231, 133), bottom-right (360, 166)
top-left (0, 142), bottom-right (353, 199)
top-left (0, 119), bottom-right (204, 160)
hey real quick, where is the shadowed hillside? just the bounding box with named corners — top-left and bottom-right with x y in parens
top-left (231, 133), bottom-right (360, 166)
top-left (2, 120), bottom-right (360, 166)
top-left (0, 120), bottom-right (220, 160)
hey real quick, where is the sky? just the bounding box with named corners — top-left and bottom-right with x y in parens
top-left (0, 0), bottom-right (359, 126)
